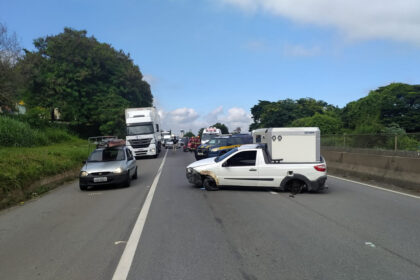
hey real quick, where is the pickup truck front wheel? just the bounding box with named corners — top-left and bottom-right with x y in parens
top-left (203, 177), bottom-right (219, 191)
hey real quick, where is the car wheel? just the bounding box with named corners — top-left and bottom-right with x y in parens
top-left (79, 184), bottom-right (88, 191)
top-left (203, 177), bottom-right (219, 191)
top-left (132, 167), bottom-right (138, 179)
top-left (123, 173), bottom-right (131, 188)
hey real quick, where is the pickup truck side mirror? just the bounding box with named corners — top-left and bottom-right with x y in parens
top-left (222, 161), bottom-right (228, 167)
top-left (82, 160), bottom-right (86, 164)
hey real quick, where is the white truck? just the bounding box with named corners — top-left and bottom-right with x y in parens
top-left (186, 127), bottom-right (327, 192)
top-left (125, 107), bottom-right (161, 158)
top-left (201, 127), bottom-right (222, 145)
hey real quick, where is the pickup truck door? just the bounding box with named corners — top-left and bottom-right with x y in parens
top-left (218, 150), bottom-right (259, 187)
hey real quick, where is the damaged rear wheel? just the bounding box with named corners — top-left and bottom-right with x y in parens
top-left (203, 177), bottom-right (219, 191)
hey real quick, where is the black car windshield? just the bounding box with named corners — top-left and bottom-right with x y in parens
top-left (88, 148), bottom-right (125, 162)
top-left (215, 147), bottom-right (238, 162)
top-left (202, 134), bottom-right (217, 142)
top-left (127, 123), bottom-right (154, 135)
top-left (208, 138), bottom-right (228, 146)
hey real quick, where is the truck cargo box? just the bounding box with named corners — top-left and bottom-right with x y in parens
top-left (253, 127), bottom-right (320, 163)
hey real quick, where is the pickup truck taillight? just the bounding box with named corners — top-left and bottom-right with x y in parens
top-left (314, 164), bottom-right (326, 172)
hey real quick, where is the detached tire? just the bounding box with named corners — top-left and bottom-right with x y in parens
top-left (203, 177), bottom-right (219, 191)
top-left (79, 184), bottom-right (87, 191)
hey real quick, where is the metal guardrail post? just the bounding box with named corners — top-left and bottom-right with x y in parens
top-left (394, 134), bottom-right (398, 151)
top-left (343, 134), bottom-right (346, 148)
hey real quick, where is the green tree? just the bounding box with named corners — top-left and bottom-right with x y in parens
top-left (0, 23), bottom-right (22, 108)
top-left (291, 113), bottom-right (342, 134)
top-left (250, 98), bottom-right (339, 130)
top-left (341, 83), bottom-right (420, 133)
top-left (19, 28), bottom-right (153, 136)
top-left (184, 131), bottom-right (195, 137)
top-left (198, 127), bottom-right (204, 138)
top-left (212, 122), bottom-right (229, 134)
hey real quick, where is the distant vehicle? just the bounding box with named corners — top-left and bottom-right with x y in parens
top-left (165, 140), bottom-right (174, 149)
top-left (187, 136), bottom-right (201, 152)
top-left (161, 130), bottom-right (172, 147)
top-left (195, 134), bottom-right (252, 160)
top-left (186, 128), bottom-right (327, 192)
top-left (201, 127), bottom-right (222, 145)
top-left (79, 140), bottom-right (137, 191)
top-left (182, 137), bottom-right (190, 152)
top-left (125, 107), bottom-right (161, 158)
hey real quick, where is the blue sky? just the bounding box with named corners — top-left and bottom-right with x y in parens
top-left (2, 0), bottom-right (420, 133)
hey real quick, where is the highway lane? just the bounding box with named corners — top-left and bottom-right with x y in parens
top-left (1, 149), bottom-right (420, 279)
top-left (0, 153), bottom-right (164, 280)
top-left (127, 150), bottom-right (420, 280)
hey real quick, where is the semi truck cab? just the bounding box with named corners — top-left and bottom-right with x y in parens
top-left (125, 107), bottom-right (161, 158)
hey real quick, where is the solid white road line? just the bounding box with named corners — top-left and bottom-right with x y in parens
top-left (329, 175), bottom-right (420, 200)
top-left (112, 150), bottom-right (168, 280)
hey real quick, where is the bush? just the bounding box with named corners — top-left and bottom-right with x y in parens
top-left (0, 115), bottom-right (75, 147)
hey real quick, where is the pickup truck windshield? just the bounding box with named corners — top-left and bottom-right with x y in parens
top-left (88, 148), bottom-right (125, 162)
top-left (215, 147), bottom-right (238, 162)
top-left (127, 123), bottom-right (154, 135)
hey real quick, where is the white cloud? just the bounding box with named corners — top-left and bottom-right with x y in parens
top-left (160, 106), bottom-right (252, 135)
top-left (221, 107), bottom-right (253, 132)
top-left (169, 107), bottom-right (199, 123)
top-left (219, 0), bottom-right (420, 45)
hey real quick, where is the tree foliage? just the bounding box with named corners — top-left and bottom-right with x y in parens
top-left (249, 84), bottom-right (420, 134)
top-left (250, 98), bottom-right (339, 131)
top-left (0, 23), bottom-right (22, 108)
top-left (19, 28), bottom-right (153, 136)
top-left (212, 122), bottom-right (229, 134)
top-left (291, 113), bottom-right (342, 134)
top-left (342, 83), bottom-right (420, 133)
top-left (184, 131), bottom-right (195, 137)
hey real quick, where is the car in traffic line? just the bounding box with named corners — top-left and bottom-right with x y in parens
top-left (195, 134), bottom-right (253, 160)
top-left (79, 144), bottom-right (137, 190)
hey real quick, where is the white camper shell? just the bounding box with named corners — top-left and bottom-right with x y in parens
top-left (125, 107), bottom-right (161, 158)
top-left (253, 127), bottom-right (321, 163)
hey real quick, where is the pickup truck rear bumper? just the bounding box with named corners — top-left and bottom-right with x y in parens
top-left (310, 175), bottom-right (327, 191)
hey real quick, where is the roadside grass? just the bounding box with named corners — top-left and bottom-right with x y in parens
top-left (0, 115), bottom-right (78, 147)
top-left (0, 139), bottom-right (89, 210)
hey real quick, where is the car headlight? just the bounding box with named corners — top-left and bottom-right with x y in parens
top-left (80, 171), bottom-right (88, 177)
top-left (113, 167), bottom-right (123, 174)
top-left (211, 148), bottom-right (218, 152)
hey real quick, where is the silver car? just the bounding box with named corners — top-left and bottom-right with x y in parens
top-left (79, 146), bottom-right (137, 190)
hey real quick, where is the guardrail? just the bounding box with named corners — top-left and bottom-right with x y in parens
top-left (322, 133), bottom-right (420, 152)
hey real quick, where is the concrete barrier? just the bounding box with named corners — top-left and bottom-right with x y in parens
top-left (322, 149), bottom-right (420, 191)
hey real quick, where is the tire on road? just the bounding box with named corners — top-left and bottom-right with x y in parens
top-left (123, 173), bottom-right (131, 188)
top-left (132, 167), bottom-right (138, 180)
top-left (203, 177), bottom-right (219, 191)
top-left (79, 184), bottom-right (88, 191)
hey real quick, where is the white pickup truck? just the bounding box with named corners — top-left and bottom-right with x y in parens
top-left (186, 144), bottom-right (327, 192)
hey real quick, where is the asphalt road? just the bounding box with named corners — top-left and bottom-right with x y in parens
top-left (1, 149), bottom-right (420, 280)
